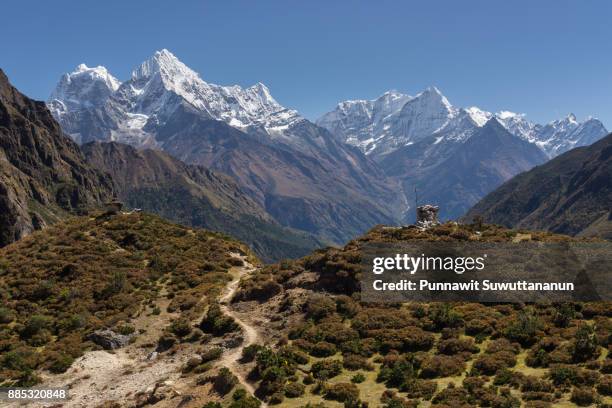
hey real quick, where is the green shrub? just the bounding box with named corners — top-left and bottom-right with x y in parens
top-left (201, 347), bottom-right (223, 362)
top-left (20, 315), bottom-right (52, 339)
top-left (169, 318), bottom-right (192, 337)
top-left (48, 353), bottom-right (74, 374)
top-left (311, 359), bottom-right (342, 379)
top-left (200, 304), bottom-right (239, 336)
top-left (0, 307), bottom-right (14, 324)
top-left (156, 333), bottom-right (176, 351)
top-left (229, 389), bottom-right (260, 408)
top-left (1, 348), bottom-right (38, 372)
top-left (324, 382), bottom-right (359, 402)
top-left (572, 324), bottom-right (599, 362)
top-left (502, 308), bottom-right (542, 346)
top-left (351, 373), bottom-right (366, 383)
top-left (553, 303), bottom-right (576, 327)
top-left (269, 392), bottom-right (284, 405)
top-left (419, 355), bottom-right (465, 378)
top-left (241, 344), bottom-right (263, 362)
top-left (428, 303), bottom-right (463, 329)
top-left (310, 341), bottom-right (337, 357)
top-left (59, 314), bottom-right (86, 331)
top-left (597, 375), bottom-right (612, 396)
top-left (305, 294), bottom-right (336, 321)
top-left (343, 354), bottom-right (373, 371)
top-left (284, 382), bottom-right (305, 398)
top-left (494, 368), bottom-right (523, 388)
top-left (570, 386), bottom-right (597, 406)
top-left (214, 367), bottom-right (237, 395)
top-left (115, 324), bottom-right (135, 336)
top-left (549, 364), bottom-right (578, 386)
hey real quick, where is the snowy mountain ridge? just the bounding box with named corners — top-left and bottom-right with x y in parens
top-left (317, 88), bottom-right (608, 158)
top-left (48, 49), bottom-right (303, 146)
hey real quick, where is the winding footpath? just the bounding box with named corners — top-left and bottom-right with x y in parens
top-left (219, 256), bottom-right (267, 406)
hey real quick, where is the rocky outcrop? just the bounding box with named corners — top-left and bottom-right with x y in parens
top-left (87, 329), bottom-right (132, 350)
top-left (0, 69), bottom-right (113, 247)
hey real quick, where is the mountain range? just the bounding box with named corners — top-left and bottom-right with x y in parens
top-left (46, 49), bottom-right (609, 227)
top-left (317, 87), bottom-right (607, 221)
top-left (48, 50), bottom-right (401, 244)
top-left (465, 132), bottom-right (612, 238)
top-left (1, 51), bottom-right (610, 408)
top-left (317, 87), bottom-right (608, 159)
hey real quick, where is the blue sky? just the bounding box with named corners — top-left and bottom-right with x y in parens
top-left (2, 0), bottom-right (610, 127)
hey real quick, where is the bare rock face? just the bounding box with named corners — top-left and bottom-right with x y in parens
top-left (0, 69), bottom-right (113, 247)
top-left (416, 205), bottom-right (440, 229)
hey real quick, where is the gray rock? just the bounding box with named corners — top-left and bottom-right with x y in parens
top-left (87, 329), bottom-right (132, 350)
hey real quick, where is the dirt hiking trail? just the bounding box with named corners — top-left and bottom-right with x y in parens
top-left (219, 255), bottom-right (267, 406)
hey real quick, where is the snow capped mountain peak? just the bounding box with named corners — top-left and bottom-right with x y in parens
top-left (48, 63), bottom-right (120, 123)
top-left (69, 63), bottom-right (120, 87)
top-left (53, 63), bottom-right (120, 96)
top-left (465, 106), bottom-right (492, 126)
top-left (131, 49), bottom-right (197, 81)
top-left (416, 86), bottom-right (452, 110)
top-left (245, 82), bottom-right (277, 106)
top-left (48, 49), bottom-right (303, 146)
top-left (315, 90), bottom-right (413, 152)
top-left (373, 90), bottom-right (411, 112)
top-left (534, 114), bottom-right (608, 157)
top-left (318, 88), bottom-right (608, 159)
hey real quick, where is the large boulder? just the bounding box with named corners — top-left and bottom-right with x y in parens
top-left (87, 329), bottom-right (132, 350)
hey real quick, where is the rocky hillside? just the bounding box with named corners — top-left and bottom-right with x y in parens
top-left (465, 133), bottom-right (612, 238)
top-left (83, 141), bottom-right (323, 261)
top-left (233, 223), bottom-right (611, 407)
top-left (157, 112), bottom-right (399, 244)
top-left (0, 69), bottom-right (112, 247)
top-left (0, 211), bottom-right (252, 390)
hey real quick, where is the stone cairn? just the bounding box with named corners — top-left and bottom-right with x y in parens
top-left (416, 205), bottom-right (440, 229)
top-left (104, 199), bottom-right (124, 215)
